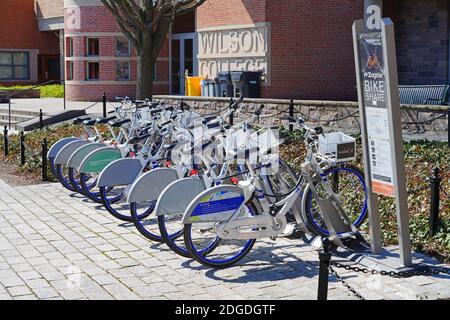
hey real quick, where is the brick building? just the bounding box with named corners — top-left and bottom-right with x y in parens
top-left (0, 0), bottom-right (449, 101)
top-left (0, 0), bottom-right (62, 85)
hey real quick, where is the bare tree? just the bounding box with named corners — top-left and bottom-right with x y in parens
top-left (101, 0), bottom-right (206, 99)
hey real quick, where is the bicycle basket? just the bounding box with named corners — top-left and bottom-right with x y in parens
top-left (318, 132), bottom-right (356, 163)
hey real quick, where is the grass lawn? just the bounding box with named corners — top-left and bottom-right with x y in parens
top-left (0, 84), bottom-right (64, 98)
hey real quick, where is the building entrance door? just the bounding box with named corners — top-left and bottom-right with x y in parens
top-left (170, 33), bottom-right (198, 95)
top-left (38, 54), bottom-right (60, 83)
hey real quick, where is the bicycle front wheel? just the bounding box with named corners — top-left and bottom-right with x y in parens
top-left (184, 201), bottom-right (258, 269)
top-left (303, 163), bottom-right (368, 237)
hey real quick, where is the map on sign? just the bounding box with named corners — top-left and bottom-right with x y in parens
top-left (359, 32), bottom-right (395, 197)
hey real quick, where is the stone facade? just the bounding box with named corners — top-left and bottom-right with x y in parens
top-left (154, 95), bottom-right (449, 136)
top-left (392, 0), bottom-right (450, 85)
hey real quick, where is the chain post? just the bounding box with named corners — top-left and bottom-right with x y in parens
top-left (20, 131), bottom-right (25, 166)
top-left (289, 99), bottom-right (294, 133)
top-left (39, 109), bottom-right (44, 130)
top-left (317, 238), bottom-right (331, 300)
top-left (429, 167), bottom-right (441, 237)
top-left (102, 92), bottom-right (107, 118)
top-left (3, 126), bottom-right (8, 157)
top-left (41, 138), bottom-right (48, 182)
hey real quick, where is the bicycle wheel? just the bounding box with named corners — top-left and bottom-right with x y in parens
top-left (68, 167), bottom-right (97, 194)
top-left (304, 164), bottom-right (368, 237)
top-left (130, 201), bottom-right (163, 242)
top-left (157, 214), bottom-right (190, 258)
top-left (184, 201), bottom-right (258, 269)
top-left (55, 163), bottom-right (77, 192)
top-left (99, 186), bottom-right (150, 222)
top-left (80, 173), bottom-right (115, 203)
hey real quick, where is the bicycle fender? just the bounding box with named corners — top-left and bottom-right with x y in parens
top-left (78, 147), bottom-right (122, 174)
top-left (48, 137), bottom-right (79, 159)
top-left (54, 140), bottom-right (90, 165)
top-left (155, 178), bottom-right (206, 217)
top-left (97, 158), bottom-right (143, 188)
top-left (182, 185), bottom-right (245, 224)
top-left (127, 168), bottom-right (179, 203)
top-left (67, 143), bottom-right (105, 169)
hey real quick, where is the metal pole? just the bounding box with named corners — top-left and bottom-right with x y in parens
top-left (429, 167), bottom-right (441, 237)
top-left (39, 109), bottom-right (43, 130)
top-left (103, 92), bottom-right (107, 118)
top-left (8, 98), bottom-right (11, 130)
top-left (63, 80), bottom-right (66, 110)
top-left (317, 239), bottom-right (331, 301)
top-left (289, 99), bottom-right (294, 132)
top-left (41, 139), bottom-right (48, 182)
top-left (382, 18), bottom-right (413, 267)
top-left (3, 126), bottom-right (8, 157)
top-left (20, 131), bottom-right (25, 166)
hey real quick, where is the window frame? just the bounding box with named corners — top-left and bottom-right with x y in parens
top-left (86, 37), bottom-right (100, 57)
top-left (66, 38), bottom-right (74, 57)
top-left (86, 61), bottom-right (100, 81)
top-left (115, 61), bottom-right (131, 81)
top-left (0, 51), bottom-right (30, 81)
top-left (66, 61), bottom-right (74, 81)
top-left (115, 37), bottom-right (131, 57)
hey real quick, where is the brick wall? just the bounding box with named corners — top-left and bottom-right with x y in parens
top-left (0, 0), bottom-right (58, 52)
top-left (395, 0), bottom-right (450, 85)
top-left (65, 5), bottom-right (171, 101)
top-left (196, 0), bottom-right (362, 101)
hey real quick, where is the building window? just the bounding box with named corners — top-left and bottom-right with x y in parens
top-left (87, 38), bottom-right (99, 56)
top-left (87, 62), bottom-right (99, 80)
top-left (66, 38), bottom-right (74, 57)
top-left (0, 51), bottom-right (30, 80)
top-left (116, 38), bottom-right (130, 57)
top-left (116, 61), bottom-right (130, 81)
top-left (66, 61), bottom-right (74, 80)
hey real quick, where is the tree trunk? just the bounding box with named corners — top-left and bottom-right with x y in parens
top-left (136, 39), bottom-right (155, 100)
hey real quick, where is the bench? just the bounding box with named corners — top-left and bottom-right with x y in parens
top-left (399, 85), bottom-right (449, 105)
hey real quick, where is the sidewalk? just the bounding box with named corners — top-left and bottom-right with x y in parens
top-left (0, 98), bottom-right (119, 117)
top-left (0, 178), bottom-right (449, 300)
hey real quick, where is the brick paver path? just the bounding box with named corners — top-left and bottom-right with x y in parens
top-left (0, 178), bottom-right (449, 300)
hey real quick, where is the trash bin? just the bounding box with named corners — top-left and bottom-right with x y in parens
top-left (218, 71), bottom-right (234, 97)
top-left (230, 71), bottom-right (263, 98)
top-left (201, 79), bottom-right (216, 97)
top-left (213, 77), bottom-right (221, 97)
top-left (186, 76), bottom-right (204, 96)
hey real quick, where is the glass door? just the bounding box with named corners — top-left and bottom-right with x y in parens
top-left (170, 33), bottom-right (198, 95)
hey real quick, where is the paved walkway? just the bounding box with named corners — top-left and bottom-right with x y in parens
top-left (0, 178), bottom-right (449, 300)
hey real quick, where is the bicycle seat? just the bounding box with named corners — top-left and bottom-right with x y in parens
top-left (109, 119), bottom-right (131, 128)
top-left (83, 119), bottom-right (97, 126)
top-left (96, 116), bottom-right (117, 124)
top-left (73, 117), bottom-right (91, 125)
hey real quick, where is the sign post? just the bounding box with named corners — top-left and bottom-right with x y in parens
top-left (353, 0), bottom-right (413, 267)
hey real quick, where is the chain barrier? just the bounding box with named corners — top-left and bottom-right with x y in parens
top-left (330, 261), bottom-right (450, 278)
top-left (293, 107), bottom-right (360, 124)
top-left (328, 265), bottom-right (366, 300)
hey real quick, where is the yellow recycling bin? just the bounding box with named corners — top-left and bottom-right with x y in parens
top-left (185, 76), bottom-right (204, 96)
